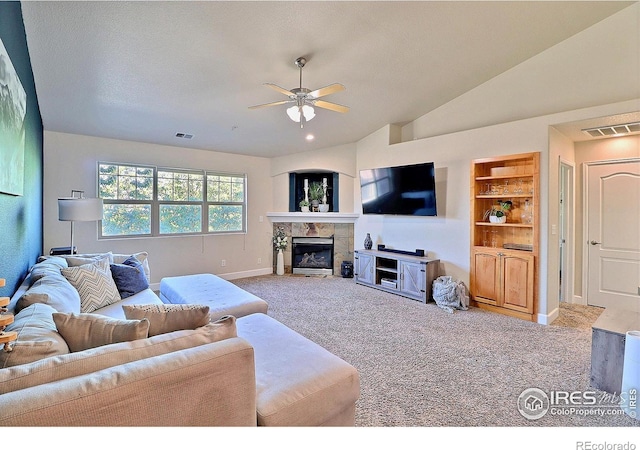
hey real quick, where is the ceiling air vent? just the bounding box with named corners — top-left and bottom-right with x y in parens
top-left (175, 132), bottom-right (193, 139)
top-left (582, 122), bottom-right (640, 138)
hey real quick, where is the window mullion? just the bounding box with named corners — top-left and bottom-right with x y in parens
top-left (152, 167), bottom-right (159, 236)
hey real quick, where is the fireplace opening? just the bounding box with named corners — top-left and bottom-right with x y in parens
top-left (292, 236), bottom-right (334, 275)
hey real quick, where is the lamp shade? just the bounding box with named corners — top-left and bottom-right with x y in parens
top-left (58, 197), bottom-right (103, 222)
top-left (286, 105), bottom-right (315, 123)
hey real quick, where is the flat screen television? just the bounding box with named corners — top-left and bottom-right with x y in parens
top-left (359, 162), bottom-right (437, 216)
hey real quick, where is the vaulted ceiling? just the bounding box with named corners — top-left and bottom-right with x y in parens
top-left (21, 1), bottom-right (633, 158)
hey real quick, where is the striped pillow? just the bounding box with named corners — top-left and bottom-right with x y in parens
top-left (61, 259), bottom-right (121, 313)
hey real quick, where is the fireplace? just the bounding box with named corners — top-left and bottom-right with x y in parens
top-left (292, 237), bottom-right (334, 275)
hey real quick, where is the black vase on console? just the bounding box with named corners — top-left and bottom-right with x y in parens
top-left (364, 233), bottom-right (373, 250)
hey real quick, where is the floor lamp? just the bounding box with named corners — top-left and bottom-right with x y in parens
top-left (58, 190), bottom-right (104, 255)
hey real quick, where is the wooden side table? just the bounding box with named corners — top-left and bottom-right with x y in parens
top-left (0, 279), bottom-right (17, 352)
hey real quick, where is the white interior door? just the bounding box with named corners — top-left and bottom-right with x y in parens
top-left (586, 160), bottom-right (640, 311)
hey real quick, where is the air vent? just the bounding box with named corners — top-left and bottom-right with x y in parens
top-left (582, 122), bottom-right (640, 138)
top-left (175, 132), bottom-right (193, 139)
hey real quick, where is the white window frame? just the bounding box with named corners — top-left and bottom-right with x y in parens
top-left (98, 162), bottom-right (247, 239)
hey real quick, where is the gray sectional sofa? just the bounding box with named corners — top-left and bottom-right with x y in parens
top-left (0, 252), bottom-right (360, 426)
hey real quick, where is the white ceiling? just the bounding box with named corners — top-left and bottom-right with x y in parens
top-left (20, 1), bottom-right (633, 158)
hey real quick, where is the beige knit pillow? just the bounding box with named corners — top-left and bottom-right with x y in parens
top-left (123, 304), bottom-right (210, 336)
top-left (53, 312), bottom-right (150, 352)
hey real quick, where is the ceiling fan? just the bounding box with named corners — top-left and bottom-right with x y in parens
top-left (249, 57), bottom-right (349, 128)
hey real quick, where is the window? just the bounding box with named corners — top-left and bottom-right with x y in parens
top-left (98, 163), bottom-right (246, 238)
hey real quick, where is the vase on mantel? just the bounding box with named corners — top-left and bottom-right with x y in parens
top-left (276, 249), bottom-right (285, 275)
top-left (364, 233), bottom-right (373, 250)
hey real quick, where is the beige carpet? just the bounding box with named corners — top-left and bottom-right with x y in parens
top-left (233, 274), bottom-right (636, 427)
top-left (550, 302), bottom-right (604, 330)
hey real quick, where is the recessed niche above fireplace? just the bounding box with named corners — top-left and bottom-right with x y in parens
top-left (289, 171), bottom-right (339, 213)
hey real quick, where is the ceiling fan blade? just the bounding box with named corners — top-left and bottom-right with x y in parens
top-left (248, 100), bottom-right (292, 110)
top-left (308, 83), bottom-right (345, 99)
top-left (264, 83), bottom-right (295, 97)
top-left (314, 100), bottom-right (350, 114)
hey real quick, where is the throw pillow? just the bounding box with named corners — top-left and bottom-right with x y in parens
top-left (64, 252), bottom-right (112, 267)
top-left (61, 258), bottom-right (121, 313)
top-left (52, 312), bottom-right (150, 352)
top-left (112, 252), bottom-right (151, 283)
top-left (110, 256), bottom-right (149, 299)
top-left (0, 303), bottom-right (70, 368)
top-left (123, 304), bottom-right (210, 336)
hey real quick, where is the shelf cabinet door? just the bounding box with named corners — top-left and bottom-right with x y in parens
top-left (355, 252), bottom-right (374, 285)
top-left (472, 249), bottom-right (500, 305)
top-left (399, 260), bottom-right (426, 301)
top-left (500, 252), bottom-right (534, 314)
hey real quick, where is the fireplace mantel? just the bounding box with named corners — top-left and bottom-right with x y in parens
top-left (266, 212), bottom-right (359, 224)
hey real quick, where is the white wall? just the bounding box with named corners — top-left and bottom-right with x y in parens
top-left (546, 126), bottom-right (576, 320)
top-left (270, 142), bottom-right (357, 213)
top-left (44, 131), bottom-right (274, 284)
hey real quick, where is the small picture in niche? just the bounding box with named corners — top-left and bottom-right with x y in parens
top-left (0, 37), bottom-right (27, 196)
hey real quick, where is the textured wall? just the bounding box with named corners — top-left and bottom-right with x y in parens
top-left (0, 1), bottom-right (43, 297)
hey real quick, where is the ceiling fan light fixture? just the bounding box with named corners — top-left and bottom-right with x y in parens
top-left (286, 105), bottom-right (315, 123)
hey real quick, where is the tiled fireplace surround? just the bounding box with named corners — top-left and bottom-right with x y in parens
top-left (271, 221), bottom-right (354, 275)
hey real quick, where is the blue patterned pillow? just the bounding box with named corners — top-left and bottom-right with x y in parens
top-left (110, 256), bottom-right (150, 299)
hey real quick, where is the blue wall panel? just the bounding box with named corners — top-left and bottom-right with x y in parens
top-left (0, 1), bottom-right (43, 297)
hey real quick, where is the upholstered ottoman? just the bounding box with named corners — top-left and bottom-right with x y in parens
top-left (159, 274), bottom-right (268, 320)
top-left (236, 313), bottom-right (360, 426)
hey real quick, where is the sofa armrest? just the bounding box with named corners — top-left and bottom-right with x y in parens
top-left (0, 337), bottom-right (257, 426)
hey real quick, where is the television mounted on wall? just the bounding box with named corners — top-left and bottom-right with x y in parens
top-left (359, 162), bottom-right (437, 216)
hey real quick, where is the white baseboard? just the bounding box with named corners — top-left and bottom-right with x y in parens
top-left (538, 307), bottom-right (559, 325)
top-left (217, 268), bottom-right (273, 281)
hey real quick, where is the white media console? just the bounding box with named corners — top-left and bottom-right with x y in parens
top-left (354, 249), bottom-right (439, 303)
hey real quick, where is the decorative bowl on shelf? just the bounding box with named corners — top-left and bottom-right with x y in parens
top-left (489, 215), bottom-right (507, 224)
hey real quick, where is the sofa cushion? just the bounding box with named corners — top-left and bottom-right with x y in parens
top-left (110, 256), bottom-right (149, 299)
top-left (15, 272), bottom-right (81, 315)
top-left (237, 313), bottom-right (360, 426)
top-left (95, 288), bottom-right (163, 319)
top-left (123, 304), bottom-right (210, 336)
top-left (0, 303), bottom-right (70, 369)
top-left (0, 315), bottom-right (237, 394)
top-left (61, 258), bottom-right (121, 313)
top-left (53, 312), bottom-right (150, 352)
top-left (28, 257), bottom-right (68, 283)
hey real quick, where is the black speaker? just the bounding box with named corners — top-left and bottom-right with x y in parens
top-left (341, 261), bottom-right (354, 278)
top-left (50, 246), bottom-right (76, 256)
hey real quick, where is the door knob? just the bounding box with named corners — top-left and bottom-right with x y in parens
top-left (590, 240), bottom-right (601, 245)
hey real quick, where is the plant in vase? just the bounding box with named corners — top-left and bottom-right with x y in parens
top-left (483, 200), bottom-right (512, 224)
top-left (273, 226), bottom-right (287, 275)
top-left (308, 182), bottom-right (324, 211)
top-left (299, 199), bottom-right (310, 212)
